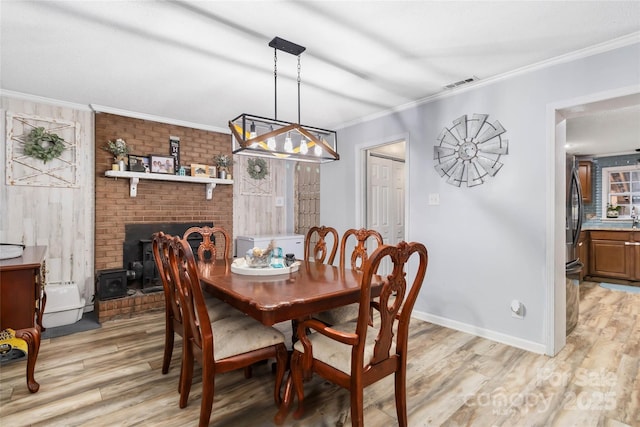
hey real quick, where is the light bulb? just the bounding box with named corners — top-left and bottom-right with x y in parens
top-left (266, 126), bottom-right (276, 150)
top-left (300, 139), bottom-right (308, 155)
top-left (284, 134), bottom-right (293, 153)
top-left (249, 122), bottom-right (259, 148)
top-left (314, 133), bottom-right (323, 156)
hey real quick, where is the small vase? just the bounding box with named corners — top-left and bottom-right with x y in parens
top-left (218, 170), bottom-right (227, 179)
top-left (118, 159), bottom-right (126, 172)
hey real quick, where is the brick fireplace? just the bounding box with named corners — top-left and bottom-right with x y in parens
top-left (94, 113), bottom-right (233, 323)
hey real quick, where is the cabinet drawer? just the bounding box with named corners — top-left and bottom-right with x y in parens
top-left (590, 231), bottom-right (632, 241)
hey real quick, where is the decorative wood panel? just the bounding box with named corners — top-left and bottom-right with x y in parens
top-left (239, 155), bottom-right (273, 196)
top-left (295, 163), bottom-right (321, 238)
top-left (233, 155), bottom-right (287, 239)
top-left (0, 96), bottom-right (94, 309)
top-left (6, 112), bottom-right (79, 187)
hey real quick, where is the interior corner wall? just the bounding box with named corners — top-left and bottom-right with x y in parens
top-left (322, 42), bottom-right (640, 352)
top-left (1, 95), bottom-right (95, 309)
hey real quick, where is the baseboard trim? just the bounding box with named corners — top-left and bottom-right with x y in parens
top-left (411, 310), bottom-right (547, 355)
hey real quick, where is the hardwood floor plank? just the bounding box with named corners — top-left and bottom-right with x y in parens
top-left (0, 281), bottom-right (637, 426)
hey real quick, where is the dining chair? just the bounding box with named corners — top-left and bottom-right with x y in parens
top-left (304, 226), bottom-right (338, 264)
top-left (314, 228), bottom-right (384, 326)
top-left (151, 231), bottom-right (239, 380)
top-left (167, 236), bottom-right (288, 427)
top-left (288, 240), bottom-right (428, 427)
top-left (183, 225), bottom-right (231, 263)
top-left (182, 225), bottom-right (254, 377)
top-left (182, 226), bottom-right (235, 312)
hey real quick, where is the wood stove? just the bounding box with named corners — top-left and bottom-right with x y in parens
top-left (120, 222), bottom-right (213, 294)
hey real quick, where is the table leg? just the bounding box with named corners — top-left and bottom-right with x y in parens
top-left (274, 371), bottom-right (294, 424)
top-left (15, 326), bottom-right (40, 393)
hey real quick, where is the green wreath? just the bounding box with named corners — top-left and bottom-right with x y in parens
top-left (23, 127), bottom-right (66, 163)
top-left (247, 157), bottom-right (268, 180)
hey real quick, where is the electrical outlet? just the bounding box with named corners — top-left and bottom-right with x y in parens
top-left (275, 197), bottom-right (284, 207)
top-left (510, 300), bottom-right (524, 319)
top-left (428, 193), bottom-right (440, 205)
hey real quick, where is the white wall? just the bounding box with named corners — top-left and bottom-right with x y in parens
top-left (322, 41), bottom-right (640, 354)
top-left (1, 94), bottom-right (95, 310)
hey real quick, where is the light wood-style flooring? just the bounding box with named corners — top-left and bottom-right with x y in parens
top-left (1, 281), bottom-right (638, 426)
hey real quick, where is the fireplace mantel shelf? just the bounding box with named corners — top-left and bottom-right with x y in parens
top-left (104, 170), bottom-right (233, 200)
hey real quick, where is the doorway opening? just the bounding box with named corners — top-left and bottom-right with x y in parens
top-left (549, 88), bottom-right (640, 355)
top-left (364, 141), bottom-right (406, 274)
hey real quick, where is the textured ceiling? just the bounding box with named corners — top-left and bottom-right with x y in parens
top-left (1, 1), bottom-right (639, 155)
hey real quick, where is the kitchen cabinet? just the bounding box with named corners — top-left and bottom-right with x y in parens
top-left (589, 231), bottom-right (639, 281)
top-left (578, 161), bottom-right (592, 204)
top-left (0, 246), bottom-right (47, 393)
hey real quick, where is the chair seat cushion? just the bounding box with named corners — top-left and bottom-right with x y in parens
top-left (293, 321), bottom-right (395, 375)
top-left (204, 296), bottom-right (241, 322)
top-left (313, 303), bottom-right (359, 325)
top-left (212, 315), bottom-right (285, 361)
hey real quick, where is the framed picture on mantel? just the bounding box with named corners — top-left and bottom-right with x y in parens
top-left (191, 163), bottom-right (208, 177)
top-left (150, 155), bottom-right (174, 174)
top-left (128, 154), bottom-right (149, 173)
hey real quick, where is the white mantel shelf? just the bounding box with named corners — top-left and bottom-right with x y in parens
top-left (104, 170), bottom-right (233, 200)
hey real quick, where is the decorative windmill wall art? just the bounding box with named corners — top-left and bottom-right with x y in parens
top-left (433, 113), bottom-right (508, 187)
top-left (6, 112), bottom-right (79, 187)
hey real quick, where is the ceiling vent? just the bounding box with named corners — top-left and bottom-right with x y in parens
top-left (444, 76), bottom-right (479, 90)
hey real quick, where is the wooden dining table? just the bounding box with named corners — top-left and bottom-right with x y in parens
top-left (198, 260), bottom-right (382, 423)
top-left (198, 260), bottom-right (378, 326)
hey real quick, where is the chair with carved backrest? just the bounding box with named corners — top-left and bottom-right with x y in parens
top-left (167, 236), bottom-right (288, 427)
top-left (304, 226), bottom-right (339, 265)
top-left (287, 241), bottom-right (428, 427)
top-left (183, 226), bottom-right (231, 264)
top-left (314, 228), bottom-right (384, 325)
top-left (152, 230), bottom-right (238, 383)
top-left (182, 225), bottom-right (252, 378)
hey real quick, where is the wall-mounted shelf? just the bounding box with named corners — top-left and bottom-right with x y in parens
top-left (104, 170), bottom-right (233, 200)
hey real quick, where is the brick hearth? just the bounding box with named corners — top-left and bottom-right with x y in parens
top-left (96, 290), bottom-right (165, 323)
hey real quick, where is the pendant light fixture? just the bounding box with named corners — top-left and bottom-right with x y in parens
top-left (229, 37), bottom-right (339, 163)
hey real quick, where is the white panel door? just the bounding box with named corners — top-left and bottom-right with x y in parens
top-left (367, 154), bottom-right (391, 244)
top-left (367, 152), bottom-right (406, 275)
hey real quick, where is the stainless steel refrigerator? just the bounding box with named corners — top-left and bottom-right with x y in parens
top-left (566, 155), bottom-right (584, 335)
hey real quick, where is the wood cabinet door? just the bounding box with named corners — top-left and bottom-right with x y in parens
top-left (0, 269), bottom-right (37, 330)
top-left (630, 243), bottom-right (640, 281)
top-left (578, 161), bottom-right (592, 204)
top-left (590, 239), bottom-right (629, 279)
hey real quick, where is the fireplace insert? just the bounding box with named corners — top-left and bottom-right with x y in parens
top-left (122, 222), bottom-right (213, 293)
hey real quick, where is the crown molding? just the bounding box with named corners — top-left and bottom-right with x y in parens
top-left (89, 104), bottom-right (230, 134)
top-left (0, 89), bottom-right (92, 111)
top-left (0, 90), bottom-right (229, 134)
top-left (337, 32), bottom-right (640, 130)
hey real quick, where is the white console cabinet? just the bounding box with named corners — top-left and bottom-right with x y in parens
top-left (236, 234), bottom-right (304, 260)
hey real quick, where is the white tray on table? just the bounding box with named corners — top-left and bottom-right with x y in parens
top-left (231, 259), bottom-right (300, 276)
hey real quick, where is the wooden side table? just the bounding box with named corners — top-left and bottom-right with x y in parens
top-left (0, 245), bottom-right (47, 393)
